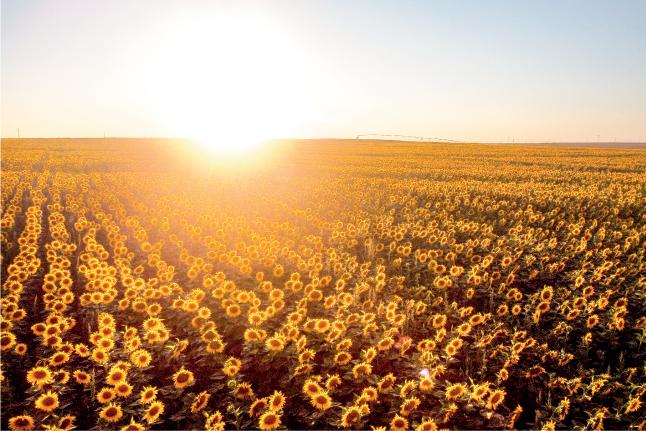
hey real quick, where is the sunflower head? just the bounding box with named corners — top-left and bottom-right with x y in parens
top-left (258, 412), bottom-right (281, 431)
top-left (172, 367), bottom-right (195, 389)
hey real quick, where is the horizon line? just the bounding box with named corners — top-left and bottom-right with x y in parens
top-left (2, 136), bottom-right (646, 145)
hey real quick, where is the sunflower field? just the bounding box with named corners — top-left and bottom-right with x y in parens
top-left (1, 138), bottom-right (644, 431)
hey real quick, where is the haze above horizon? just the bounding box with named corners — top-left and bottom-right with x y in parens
top-left (2, 0), bottom-right (646, 143)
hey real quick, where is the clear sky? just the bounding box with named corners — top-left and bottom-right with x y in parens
top-left (2, 0), bottom-right (646, 142)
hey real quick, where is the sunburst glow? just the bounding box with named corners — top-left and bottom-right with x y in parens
top-left (144, 8), bottom-right (309, 154)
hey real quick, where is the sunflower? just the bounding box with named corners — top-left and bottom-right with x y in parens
top-left (205, 411), bottom-right (226, 431)
top-left (100, 403), bottom-right (123, 423)
top-left (541, 420), bottom-right (557, 431)
top-left (91, 348), bottom-right (109, 365)
top-left (416, 418), bottom-right (438, 431)
top-left (363, 347), bottom-right (378, 362)
top-left (265, 336), bottom-right (285, 352)
top-left (130, 349), bottom-right (152, 368)
top-left (106, 368), bottom-right (127, 386)
top-left (361, 386), bottom-right (378, 402)
top-left (315, 319), bottom-right (330, 332)
top-left (587, 315), bottom-right (599, 328)
top-left (120, 418), bottom-right (146, 431)
top-left (223, 364), bottom-right (240, 377)
top-left (378, 373), bottom-right (397, 393)
top-left (115, 382), bottom-right (133, 398)
top-left (625, 397), bottom-right (642, 414)
top-left (268, 390), bottom-right (286, 411)
top-left (172, 367), bottom-right (194, 389)
top-left (536, 301), bottom-right (551, 314)
top-left (73, 370), bottom-right (91, 384)
top-left (400, 397), bottom-right (421, 416)
top-left (26, 366), bottom-right (53, 387)
top-left (419, 376), bottom-right (435, 393)
top-left (249, 398), bottom-right (268, 417)
top-left (139, 386), bottom-right (158, 404)
top-left (1, 332), bottom-right (17, 350)
top-left (97, 337), bottom-right (115, 351)
top-left (54, 370), bottom-right (70, 385)
top-left (311, 391), bottom-right (333, 411)
top-left (244, 328), bottom-right (260, 342)
top-left (390, 415), bottom-right (409, 431)
top-left (8, 415), bottom-right (35, 431)
top-left (14, 343), bottom-right (27, 355)
top-left (207, 339), bottom-right (226, 353)
top-left (299, 349), bottom-right (316, 363)
top-left (336, 338), bottom-right (352, 350)
top-left (445, 383), bottom-right (467, 401)
top-left (143, 400), bottom-right (165, 424)
top-left (470, 383), bottom-right (489, 402)
top-left (58, 415), bottom-right (76, 430)
top-left (303, 380), bottom-right (322, 397)
top-left (43, 335), bottom-right (62, 348)
top-left (258, 412), bottom-right (281, 431)
top-left (97, 387), bottom-right (117, 404)
top-left (340, 406), bottom-right (362, 428)
top-left (456, 323), bottom-right (471, 336)
top-left (191, 391), bottom-right (211, 413)
top-left (325, 374), bottom-right (342, 391)
top-left (540, 286), bottom-right (554, 301)
top-left (432, 314), bottom-right (447, 328)
top-left (486, 389), bottom-right (506, 410)
top-left (234, 383), bottom-right (255, 400)
top-left (35, 391), bottom-right (59, 412)
top-left (335, 351), bottom-right (352, 365)
top-left (498, 368), bottom-right (509, 381)
top-left (75, 343), bottom-right (90, 357)
top-left (226, 304), bottom-right (241, 317)
top-left (352, 362), bottom-right (372, 379)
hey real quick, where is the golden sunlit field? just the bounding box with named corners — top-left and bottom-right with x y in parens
top-left (1, 138), bottom-right (645, 431)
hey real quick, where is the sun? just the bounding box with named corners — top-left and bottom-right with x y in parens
top-left (142, 7), bottom-right (309, 155)
top-left (191, 135), bottom-right (265, 154)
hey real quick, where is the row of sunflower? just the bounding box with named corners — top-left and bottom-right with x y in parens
top-left (1, 139), bottom-right (645, 430)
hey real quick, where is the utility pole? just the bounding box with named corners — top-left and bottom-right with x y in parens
top-left (17, 128), bottom-right (20, 139)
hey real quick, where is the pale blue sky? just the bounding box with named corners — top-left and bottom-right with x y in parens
top-left (2, 0), bottom-right (646, 141)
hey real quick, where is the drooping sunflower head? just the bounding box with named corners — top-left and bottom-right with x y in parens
top-left (8, 415), bottom-right (35, 431)
top-left (58, 415), bottom-right (76, 430)
top-left (234, 383), bottom-right (255, 400)
top-left (249, 398), bottom-right (268, 417)
top-left (143, 400), bottom-right (165, 424)
top-left (445, 382), bottom-right (467, 401)
top-left (340, 406), bottom-right (362, 429)
top-left (190, 391), bottom-right (211, 413)
top-left (487, 389), bottom-right (506, 410)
